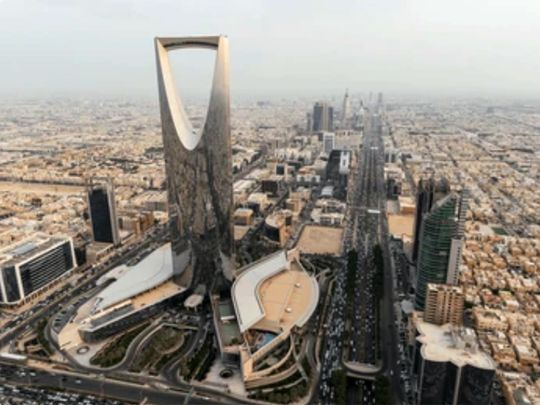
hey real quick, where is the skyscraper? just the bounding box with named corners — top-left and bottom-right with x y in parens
top-left (412, 320), bottom-right (495, 405)
top-left (340, 89), bottom-right (350, 128)
top-left (322, 132), bottom-right (335, 154)
top-left (306, 112), bottom-right (312, 133)
top-left (412, 177), bottom-right (451, 263)
top-left (446, 189), bottom-right (469, 285)
top-left (415, 191), bottom-right (467, 310)
top-left (312, 102), bottom-right (334, 132)
top-left (155, 36), bottom-right (234, 289)
top-left (87, 178), bottom-right (119, 245)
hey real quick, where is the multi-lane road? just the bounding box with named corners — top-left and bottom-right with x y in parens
top-left (0, 361), bottom-right (221, 405)
top-left (318, 108), bottom-right (403, 404)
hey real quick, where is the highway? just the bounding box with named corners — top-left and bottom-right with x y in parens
top-left (345, 110), bottom-right (385, 405)
top-left (318, 106), bottom-right (403, 404)
top-left (0, 361), bottom-right (222, 405)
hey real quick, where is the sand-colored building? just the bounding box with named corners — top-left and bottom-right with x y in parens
top-left (225, 250), bottom-right (319, 387)
top-left (424, 283), bottom-right (464, 326)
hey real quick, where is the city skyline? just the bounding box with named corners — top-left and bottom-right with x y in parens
top-left (1, 0), bottom-right (540, 99)
top-left (0, 2), bottom-right (539, 404)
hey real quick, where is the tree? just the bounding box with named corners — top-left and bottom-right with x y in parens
top-left (375, 376), bottom-right (393, 405)
top-left (331, 369), bottom-right (347, 404)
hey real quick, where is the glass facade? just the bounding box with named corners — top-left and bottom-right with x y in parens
top-left (412, 178), bottom-right (450, 263)
top-left (2, 266), bottom-right (20, 302)
top-left (416, 354), bottom-right (495, 405)
top-left (443, 362), bottom-right (458, 405)
top-left (19, 241), bottom-right (74, 296)
top-left (312, 102), bottom-right (334, 132)
top-left (415, 194), bottom-right (458, 309)
top-left (88, 186), bottom-right (116, 244)
top-left (457, 364), bottom-right (494, 405)
top-left (155, 36), bottom-right (234, 289)
top-left (419, 359), bottom-right (448, 405)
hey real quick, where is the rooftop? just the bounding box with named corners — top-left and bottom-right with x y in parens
top-left (91, 242), bottom-right (176, 313)
top-left (0, 233), bottom-right (70, 268)
top-left (416, 320), bottom-right (496, 370)
top-left (232, 250), bottom-right (319, 333)
top-left (296, 225), bottom-right (343, 256)
top-left (232, 251), bottom-right (289, 332)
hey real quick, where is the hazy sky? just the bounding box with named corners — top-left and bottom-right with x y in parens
top-left (1, 0), bottom-right (539, 99)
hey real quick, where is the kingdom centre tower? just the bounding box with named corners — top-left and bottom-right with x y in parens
top-left (155, 36), bottom-right (234, 289)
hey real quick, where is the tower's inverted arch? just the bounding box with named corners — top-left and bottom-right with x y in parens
top-left (155, 36), bottom-right (234, 289)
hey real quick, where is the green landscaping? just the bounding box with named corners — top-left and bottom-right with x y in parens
top-left (248, 352), bottom-right (313, 403)
top-left (250, 377), bottom-right (309, 404)
top-left (90, 322), bottom-right (149, 367)
top-left (129, 326), bottom-right (184, 373)
top-left (36, 319), bottom-right (53, 355)
top-left (330, 369), bottom-right (347, 405)
top-left (153, 330), bottom-right (191, 371)
top-left (375, 375), bottom-right (393, 405)
top-left (180, 333), bottom-right (216, 381)
top-left (492, 226), bottom-right (509, 235)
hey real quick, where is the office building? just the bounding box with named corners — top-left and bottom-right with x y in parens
top-left (312, 102), bottom-right (334, 132)
top-left (306, 113), bottom-right (312, 133)
top-left (412, 178), bottom-right (451, 263)
top-left (0, 233), bottom-right (76, 306)
top-left (326, 149), bottom-right (351, 199)
top-left (340, 89), bottom-right (350, 128)
top-left (415, 192), bottom-right (468, 310)
top-left (446, 189), bottom-right (469, 285)
top-left (411, 317), bottom-right (496, 405)
top-left (263, 210), bottom-right (293, 246)
top-left (155, 36), bottom-right (234, 288)
top-left (322, 132), bottom-right (335, 154)
top-left (424, 283), bottom-right (464, 326)
top-left (261, 175), bottom-right (283, 197)
top-left (87, 178), bottom-right (120, 245)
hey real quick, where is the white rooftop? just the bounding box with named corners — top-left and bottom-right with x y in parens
top-left (232, 250), bottom-right (289, 332)
top-left (416, 321), bottom-right (496, 370)
top-left (93, 243), bottom-right (174, 312)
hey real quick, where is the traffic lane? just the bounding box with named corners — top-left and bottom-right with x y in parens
top-left (5, 370), bottom-right (214, 405)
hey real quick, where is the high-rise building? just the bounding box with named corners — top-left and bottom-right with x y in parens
top-left (353, 99), bottom-right (365, 130)
top-left (322, 132), bottom-right (335, 154)
top-left (340, 89), bottom-right (350, 128)
top-left (306, 113), bottom-right (312, 133)
top-left (87, 178), bottom-right (120, 245)
top-left (412, 178), bottom-right (451, 263)
top-left (376, 92), bottom-right (385, 115)
top-left (325, 149), bottom-right (351, 196)
top-left (415, 191), bottom-right (468, 310)
top-left (155, 36), bottom-right (234, 289)
top-left (411, 318), bottom-right (496, 405)
top-left (0, 233), bottom-right (76, 305)
top-left (312, 102), bottom-right (334, 132)
top-left (424, 283), bottom-right (464, 326)
top-left (446, 189), bottom-right (469, 285)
